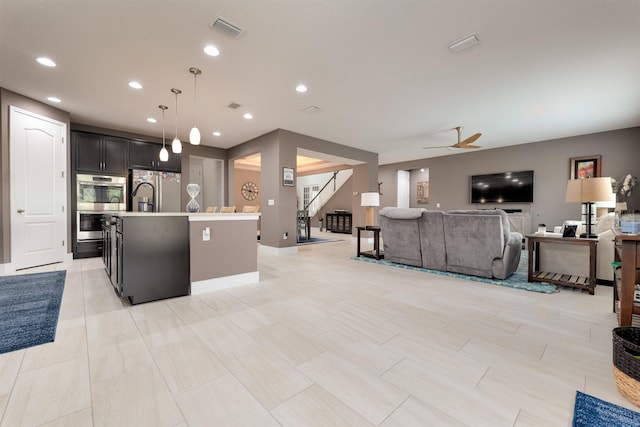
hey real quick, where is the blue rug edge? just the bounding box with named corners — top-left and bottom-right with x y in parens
top-left (0, 270), bottom-right (67, 354)
top-left (351, 255), bottom-right (558, 294)
top-left (573, 390), bottom-right (640, 427)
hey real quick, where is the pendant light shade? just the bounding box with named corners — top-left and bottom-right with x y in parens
top-left (171, 88), bottom-right (182, 154)
top-left (158, 104), bottom-right (169, 162)
top-left (189, 67), bottom-right (202, 145)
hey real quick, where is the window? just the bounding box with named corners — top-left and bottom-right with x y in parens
top-left (303, 185), bottom-right (320, 214)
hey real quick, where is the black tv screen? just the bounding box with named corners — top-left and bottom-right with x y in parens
top-left (471, 170), bottom-right (534, 203)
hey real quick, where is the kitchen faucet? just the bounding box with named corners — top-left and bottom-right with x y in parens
top-left (131, 181), bottom-right (156, 212)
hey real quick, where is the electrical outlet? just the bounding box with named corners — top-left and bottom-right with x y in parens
top-left (268, 199), bottom-right (275, 206)
top-left (283, 232), bottom-right (288, 239)
top-left (202, 227), bottom-right (210, 241)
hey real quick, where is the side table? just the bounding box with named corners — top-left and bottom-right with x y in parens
top-left (527, 234), bottom-right (598, 295)
top-left (356, 226), bottom-right (383, 260)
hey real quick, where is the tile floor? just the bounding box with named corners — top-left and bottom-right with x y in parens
top-left (0, 231), bottom-right (632, 426)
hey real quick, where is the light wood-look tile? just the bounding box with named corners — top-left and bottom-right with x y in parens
top-left (297, 351), bottom-right (409, 425)
top-left (149, 336), bottom-right (228, 395)
top-left (38, 408), bottom-right (94, 427)
top-left (271, 384), bottom-right (374, 426)
top-left (1, 357), bottom-right (91, 427)
top-left (176, 374), bottom-right (280, 426)
top-left (217, 342), bottom-right (313, 409)
top-left (249, 321), bottom-right (325, 366)
top-left (0, 350), bottom-right (24, 395)
top-left (380, 396), bottom-right (467, 427)
top-left (20, 324), bottom-right (87, 372)
top-left (0, 229), bottom-right (631, 426)
top-left (91, 366), bottom-right (183, 427)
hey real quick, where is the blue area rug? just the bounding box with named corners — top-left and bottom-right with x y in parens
top-left (0, 270), bottom-right (66, 354)
top-left (573, 390), bottom-right (640, 426)
top-left (352, 252), bottom-right (558, 294)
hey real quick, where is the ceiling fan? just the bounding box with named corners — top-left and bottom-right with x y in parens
top-left (423, 126), bottom-right (482, 150)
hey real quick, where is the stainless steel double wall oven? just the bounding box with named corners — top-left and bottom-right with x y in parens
top-left (76, 174), bottom-right (126, 241)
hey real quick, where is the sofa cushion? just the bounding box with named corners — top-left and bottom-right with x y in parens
top-left (443, 213), bottom-right (505, 278)
top-left (379, 207), bottom-right (426, 220)
top-left (418, 210), bottom-right (447, 271)
top-left (379, 207), bottom-right (424, 267)
top-left (447, 209), bottom-right (511, 245)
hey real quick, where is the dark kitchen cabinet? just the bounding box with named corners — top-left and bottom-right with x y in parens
top-left (73, 131), bottom-right (128, 175)
top-left (110, 215), bottom-right (189, 304)
top-left (129, 140), bottom-right (181, 172)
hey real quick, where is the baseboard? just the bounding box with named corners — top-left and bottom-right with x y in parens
top-left (191, 271), bottom-right (259, 294)
top-left (259, 244), bottom-right (298, 255)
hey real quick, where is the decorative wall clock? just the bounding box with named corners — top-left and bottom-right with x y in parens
top-left (241, 181), bottom-right (259, 200)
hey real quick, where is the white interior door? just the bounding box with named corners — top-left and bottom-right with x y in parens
top-left (10, 106), bottom-right (67, 270)
top-left (397, 170), bottom-right (410, 208)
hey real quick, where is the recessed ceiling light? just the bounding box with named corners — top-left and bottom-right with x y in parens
top-left (47, 96), bottom-right (61, 103)
top-left (243, 113), bottom-right (253, 119)
top-left (296, 84), bottom-right (308, 93)
top-left (36, 57), bottom-right (56, 67)
top-left (128, 81), bottom-right (142, 89)
top-left (147, 117), bottom-right (157, 123)
top-left (204, 45), bottom-right (220, 57)
top-left (213, 131), bottom-right (221, 136)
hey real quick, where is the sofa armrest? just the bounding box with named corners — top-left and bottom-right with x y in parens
top-left (492, 232), bottom-right (523, 279)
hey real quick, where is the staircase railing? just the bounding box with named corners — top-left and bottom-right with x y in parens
top-left (304, 170), bottom-right (340, 214)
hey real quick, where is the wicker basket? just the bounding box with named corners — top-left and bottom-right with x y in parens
top-left (613, 327), bottom-right (640, 406)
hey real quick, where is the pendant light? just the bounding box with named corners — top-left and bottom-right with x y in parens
top-left (189, 67), bottom-right (202, 145)
top-left (171, 88), bottom-right (182, 153)
top-left (158, 105), bottom-right (169, 162)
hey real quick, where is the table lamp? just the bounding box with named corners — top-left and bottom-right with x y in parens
top-left (565, 177), bottom-right (613, 238)
top-left (361, 192), bottom-right (380, 227)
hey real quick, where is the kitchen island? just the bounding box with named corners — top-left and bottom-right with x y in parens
top-left (103, 212), bottom-right (260, 304)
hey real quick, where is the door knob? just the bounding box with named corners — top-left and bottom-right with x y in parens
top-left (17, 209), bottom-right (25, 213)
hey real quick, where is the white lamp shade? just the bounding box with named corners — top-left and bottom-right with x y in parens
top-left (565, 177), bottom-right (613, 203)
top-left (159, 146), bottom-right (169, 162)
top-left (361, 192), bottom-right (380, 207)
top-left (172, 137), bottom-right (182, 153)
top-left (189, 127), bottom-right (201, 145)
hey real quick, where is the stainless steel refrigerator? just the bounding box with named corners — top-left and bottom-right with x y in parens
top-left (129, 169), bottom-right (182, 212)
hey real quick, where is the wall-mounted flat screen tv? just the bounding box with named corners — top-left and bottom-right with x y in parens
top-left (471, 170), bottom-right (534, 203)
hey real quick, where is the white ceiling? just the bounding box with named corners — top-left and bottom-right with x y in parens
top-left (1, 0), bottom-right (639, 165)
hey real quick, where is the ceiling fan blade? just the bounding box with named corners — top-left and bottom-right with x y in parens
top-left (459, 132), bottom-right (482, 146)
top-left (422, 145), bottom-right (454, 149)
top-left (459, 144), bottom-right (481, 149)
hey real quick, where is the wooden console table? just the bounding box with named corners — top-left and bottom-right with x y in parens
top-left (527, 234), bottom-right (598, 295)
top-left (614, 231), bottom-right (640, 326)
top-left (326, 212), bottom-right (352, 234)
top-left (356, 226), bottom-right (383, 260)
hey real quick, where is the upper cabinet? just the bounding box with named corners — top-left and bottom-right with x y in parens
top-left (129, 141), bottom-right (181, 172)
top-left (73, 132), bottom-right (128, 175)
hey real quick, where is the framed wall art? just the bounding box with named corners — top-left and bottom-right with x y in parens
top-left (570, 155), bottom-right (601, 179)
top-left (417, 181), bottom-right (429, 203)
top-left (283, 167), bottom-right (295, 187)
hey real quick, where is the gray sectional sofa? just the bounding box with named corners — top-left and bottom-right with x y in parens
top-left (379, 207), bottom-right (522, 279)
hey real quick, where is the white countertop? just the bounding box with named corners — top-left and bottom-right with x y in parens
top-left (110, 212), bottom-right (260, 221)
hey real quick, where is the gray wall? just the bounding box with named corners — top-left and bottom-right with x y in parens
top-left (228, 129), bottom-right (379, 248)
top-left (379, 127), bottom-right (640, 234)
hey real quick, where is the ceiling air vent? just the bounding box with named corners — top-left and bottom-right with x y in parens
top-left (210, 16), bottom-right (246, 39)
top-left (227, 102), bottom-right (242, 110)
top-left (302, 105), bottom-right (320, 113)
